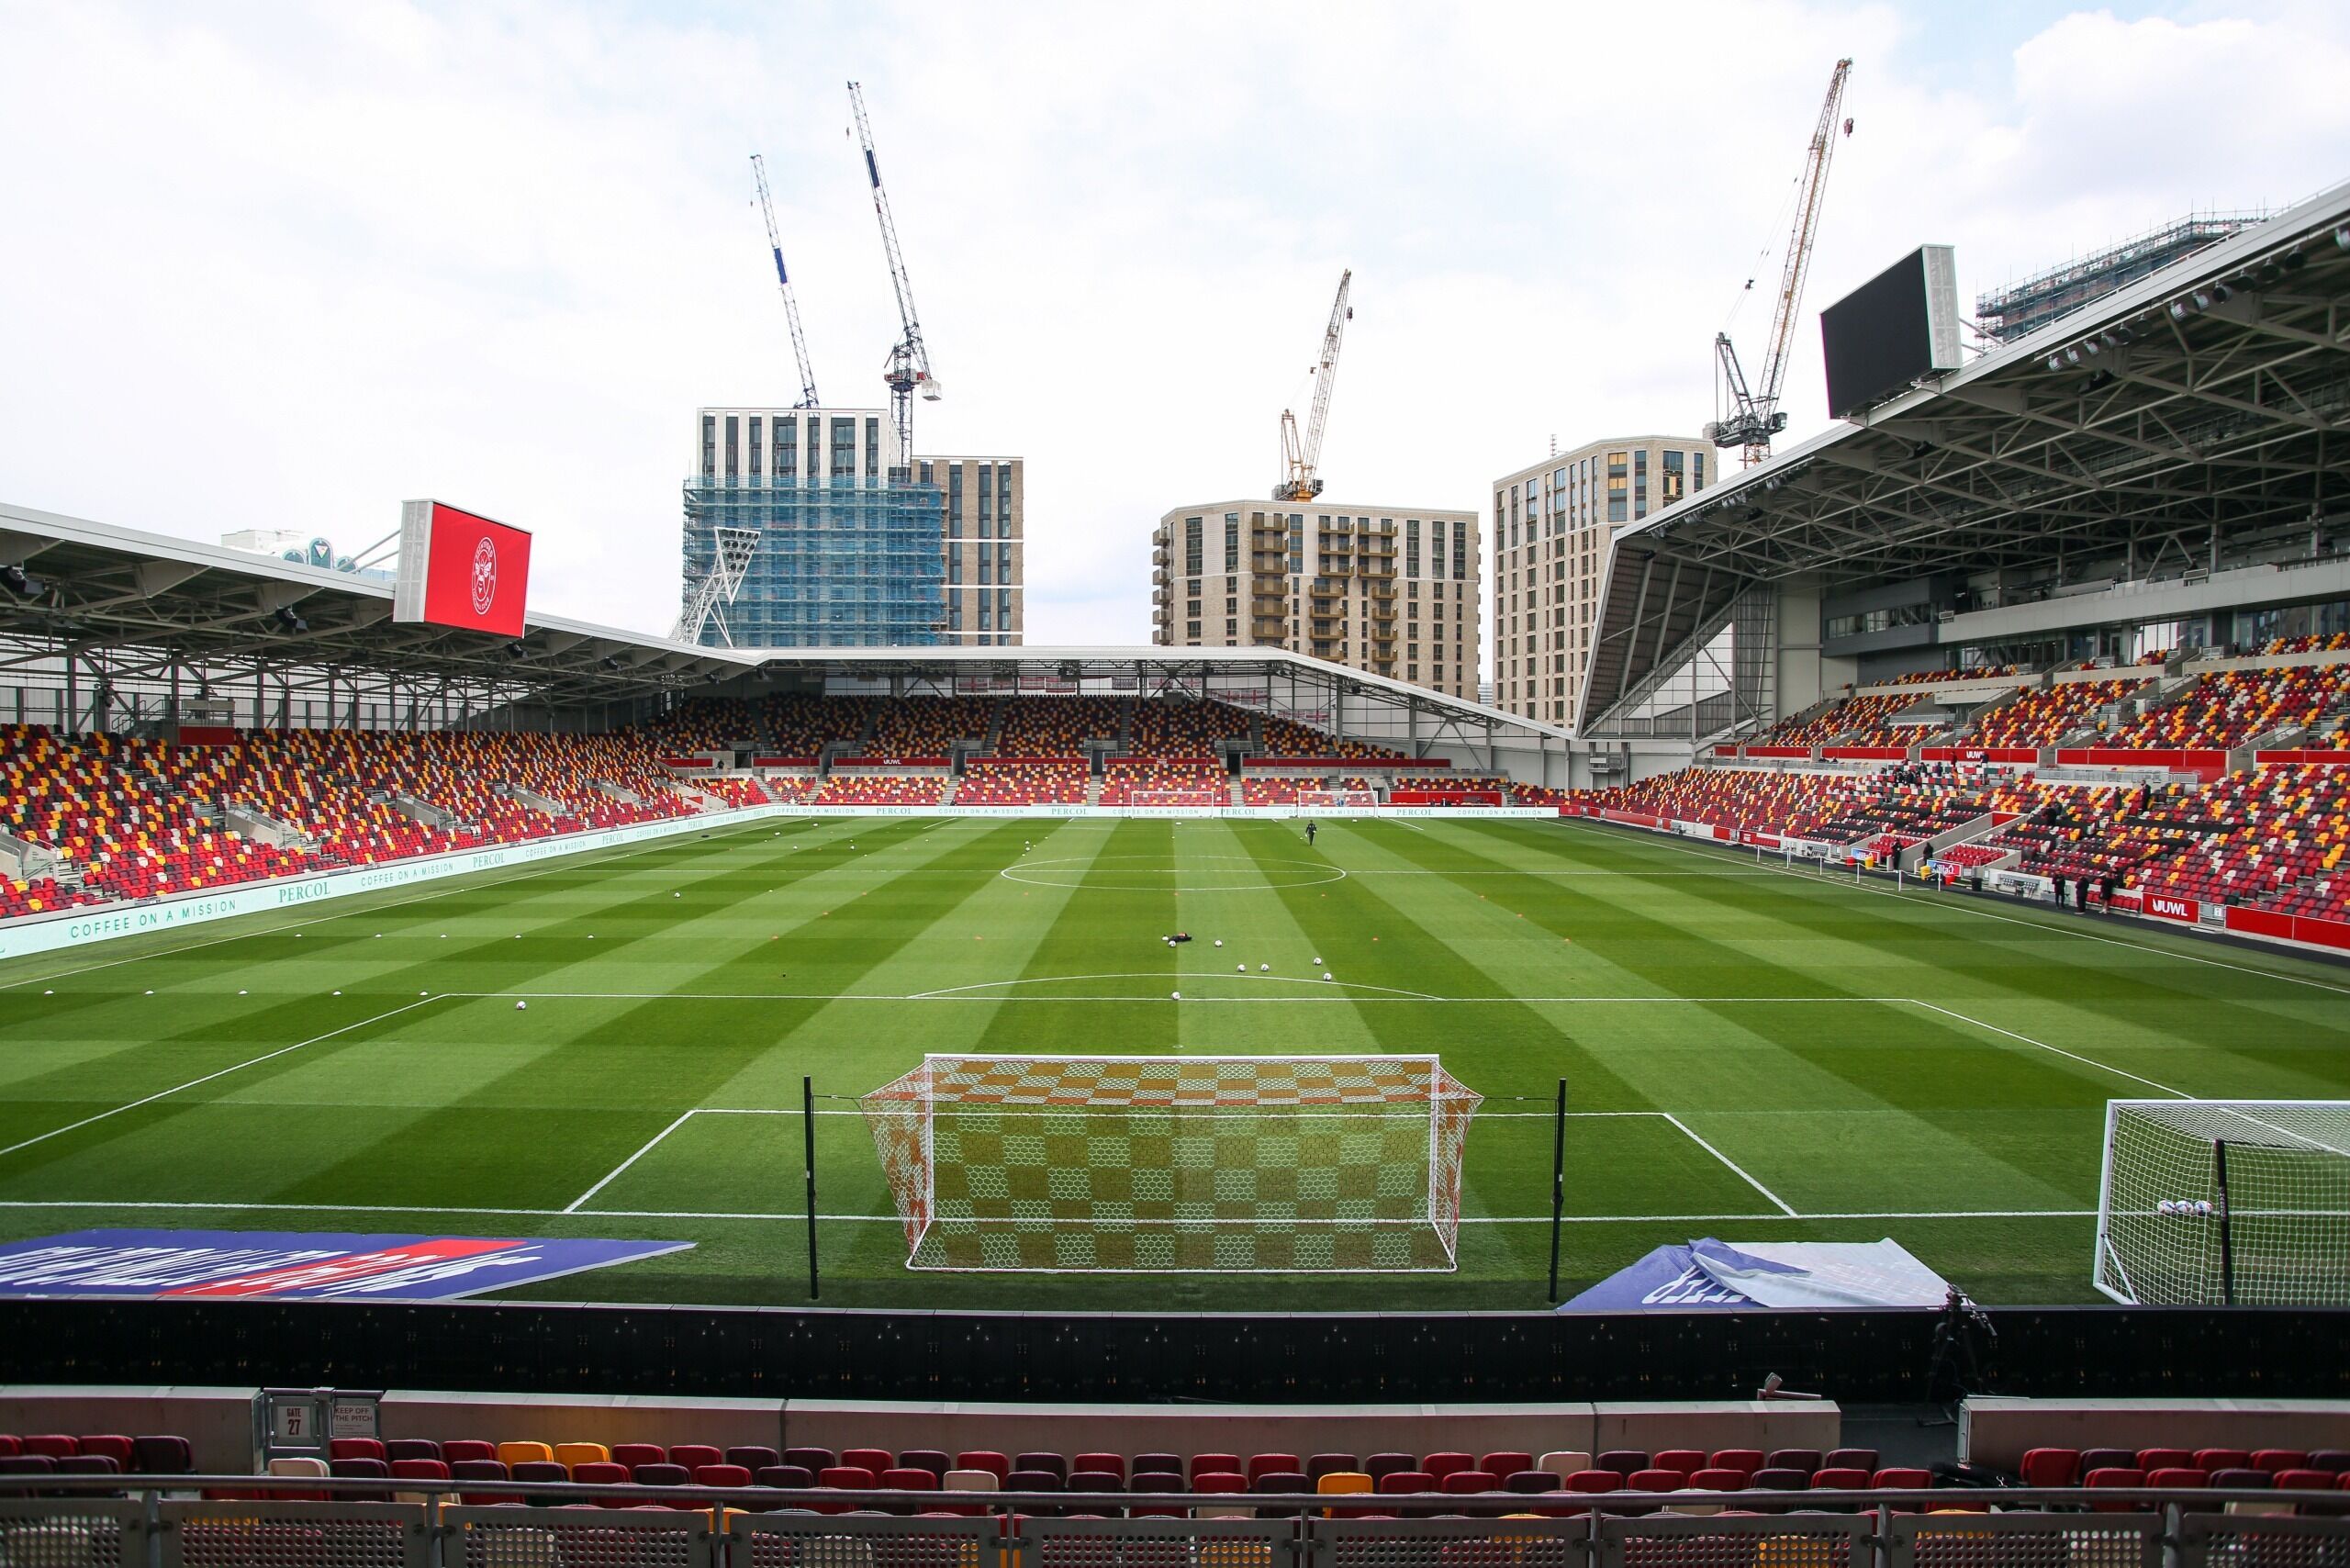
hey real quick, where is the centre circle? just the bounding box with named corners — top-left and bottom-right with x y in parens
top-left (1001, 854), bottom-right (1347, 891)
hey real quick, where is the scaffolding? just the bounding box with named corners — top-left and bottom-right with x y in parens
top-left (680, 476), bottom-right (946, 648)
top-left (1975, 211), bottom-right (2268, 342)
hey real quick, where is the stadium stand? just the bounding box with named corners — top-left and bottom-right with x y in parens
top-left (1749, 692), bottom-right (1935, 747)
top-left (1240, 775), bottom-right (1378, 806)
top-left (868, 696), bottom-right (992, 757)
top-left (2109, 664), bottom-right (2350, 750)
top-left (644, 698), bottom-right (756, 756)
top-left (1128, 700), bottom-right (1249, 757)
top-left (1964, 678), bottom-right (2152, 746)
top-left (1259, 715), bottom-right (1409, 761)
top-left (956, 759), bottom-right (1089, 805)
top-left (696, 776), bottom-right (774, 810)
top-left (2119, 765), bottom-right (2350, 918)
top-left (811, 773), bottom-right (950, 807)
top-left (1100, 758), bottom-right (1226, 805)
top-left (995, 697), bottom-right (1123, 756)
top-left (761, 693), bottom-right (870, 757)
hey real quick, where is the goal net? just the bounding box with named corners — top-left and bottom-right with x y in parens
top-left (1129, 789), bottom-right (1225, 808)
top-left (2094, 1099), bottom-right (2350, 1305)
top-left (1295, 789), bottom-right (1380, 812)
top-left (860, 1055), bottom-right (1483, 1272)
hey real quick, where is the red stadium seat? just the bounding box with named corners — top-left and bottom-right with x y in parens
top-left (2019, 1449), bottom-right (2078, 1487)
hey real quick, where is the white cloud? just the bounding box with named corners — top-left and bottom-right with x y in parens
top-left (1, 0), bottom-right (2344, 668)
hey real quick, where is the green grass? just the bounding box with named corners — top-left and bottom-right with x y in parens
top-left (0, 812), bottom-right (2344, 1310)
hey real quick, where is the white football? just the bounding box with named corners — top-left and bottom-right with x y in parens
top-left (1314, 957), bottom-right (1323, 965)
top-left (1170, 991), bottom-right (1181, 1001)
top-left (1214, 939), bottom-right (1224, 947)
top-left (1323, 972), bottom-right (1334, 980)
top-left (516, 1001), bottom-right (527, 1010)
top-left (1237, 964), bottom-right (1246, 972)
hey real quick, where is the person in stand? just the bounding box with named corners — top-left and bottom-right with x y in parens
top-left (1304, 820), bottom-right (1318, 846)
top-left (2053, 874), bottom-right (2068, 909)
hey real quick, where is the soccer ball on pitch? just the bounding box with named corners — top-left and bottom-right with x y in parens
top-left (1323, 972), bottom-right (1333, 980)
top-left (1237, 964), bottom-right (1245, 972)
top-left (1170, 991), bottom-right (1181, 1001)
top-left (1259, 963), bottom-right (1270, 971)
top-left (1214, 938), bottom-right (1223, 947)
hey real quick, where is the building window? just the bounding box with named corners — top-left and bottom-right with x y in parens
top-left (1225, 515), bottom-right (1239, 572)
top-left (700, 415), bottom-right (716, 477)
top-left (1185, 517), bottom-right (1203, 576)
top-left (776, 417), bottom-right (796, 479)
top-left (748, 416), bottom-right (763, 477)
top-left (947, 465), bottom-right (962, 537)
top-left (1452, 521), bottom-right (1468, 580)
top-left (865, 418), bottom-right (881, 478)
top-left (724, 415), bottom-right (739, 478)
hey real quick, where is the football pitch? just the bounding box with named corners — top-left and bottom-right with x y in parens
top-left (0, 812), bottom-right (2344, 1310)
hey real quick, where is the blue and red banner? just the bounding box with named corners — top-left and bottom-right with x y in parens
top-left (0, 1229), bottom-right (689, 1302)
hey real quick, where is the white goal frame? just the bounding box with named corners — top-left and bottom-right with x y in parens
top-left (1292, 789), bottom-right (1380, 813)
top-left (2093, 1098), bottom-right (2350, 1305)
top-left (860, 1053), bottom-right (1483, 1274)
top-left (1127, 788), bottom-right (1227, 808)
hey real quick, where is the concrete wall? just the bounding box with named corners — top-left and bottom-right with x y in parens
top-left (1961, 1396), bottom-right (2350, 1472)
top-left (0, 1385), bottom-right (260, 1473)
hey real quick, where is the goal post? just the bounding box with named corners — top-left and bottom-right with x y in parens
top-left (1126, 788), bottom-right (1227, 811)
top-left (1293, 788), bottom-right (1380, 813)
top-left (859, 1055), bottom-right (1483, 1272)
top-left (2094, 1099), bottom-right (2350, 1305)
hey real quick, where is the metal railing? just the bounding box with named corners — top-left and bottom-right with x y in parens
top-left (3, 1478), bottom-right (2345, 1568)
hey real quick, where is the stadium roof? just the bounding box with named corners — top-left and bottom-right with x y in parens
top-left (0, 498), bottom-right (1564, 748)
top-left (1579, 175), bottom-right (2350, 733)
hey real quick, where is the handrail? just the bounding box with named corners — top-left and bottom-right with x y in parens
top-left (0, 1474), bottom-right (2342, 1512)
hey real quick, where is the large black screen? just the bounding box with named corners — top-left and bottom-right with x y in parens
top-left (1821, 247), bottom-right (1953, 418)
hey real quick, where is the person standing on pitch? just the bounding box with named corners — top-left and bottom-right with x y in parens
top-left (1304, 820), bottom-right (1318, 846)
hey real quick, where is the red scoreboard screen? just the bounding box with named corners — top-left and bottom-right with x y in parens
top-left (392, 500), bottom-right (532, 636)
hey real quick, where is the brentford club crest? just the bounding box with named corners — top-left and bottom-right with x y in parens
top-left (470, 535), bottom-right (498, 615)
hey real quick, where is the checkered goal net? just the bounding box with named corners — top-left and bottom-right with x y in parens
top-left (2095, 1099), bottom-right (2350, 1305)
top-left (1295, 790), bottom-right (1380, 812)
top-left (860, 1056), bottom-right (1483, 1271)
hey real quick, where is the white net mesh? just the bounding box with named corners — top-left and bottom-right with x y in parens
top-left (1129, 790), bottom-right (1226, 808)
top-left (861, 1055), bottom-right (1483, 1271)
top-left (1295, 790), bottom-right (1380, 812)
top-left (2095, 1099), bottom-right (2350, 1305)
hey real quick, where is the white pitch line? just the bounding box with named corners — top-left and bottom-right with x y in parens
top-left (461, 990), bottom-right (1910, 1004)
top-left (0, 996), bottom-right (442, 1161)
top-left (1658, 1111), bottom-right (1799, 1217)
top-left (1905, 998), bottom-right (2193, 1099)
top-left (0, 810), bottom-right (831, 992)
top-left (1581, 819), bottom-right (2350, 999)
top-left (0, 1198), bottom-right (2100, 1224)
top-left (905, 972), bottom-right (1445, 1002)
top-left (565, 1109), bottom-right (700, 1214)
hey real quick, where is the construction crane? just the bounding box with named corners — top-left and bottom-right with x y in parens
top-left (1274, 269), bottom-right (1352, 501)
top-left (750, 153), bottom-right (821, 409)
top-left (847, 81), bottom-right (941, 475)
top-left (1705, 58), bottom-right (1853, 468)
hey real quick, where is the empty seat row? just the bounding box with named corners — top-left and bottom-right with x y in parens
top-left (0, 1434), bottom-right (191, 1473)
top-left (2018, 1447), bottom-right (2350, 1485)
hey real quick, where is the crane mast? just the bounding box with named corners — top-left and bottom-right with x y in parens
top-left (1275, 269), bottom-right (1352, 502)
top-left (1706, 58), bottom-right (1853, 467)
top-left (847, 80), bottom-right (941, 476)
top-left (750, 153), bottom-right (821, 409)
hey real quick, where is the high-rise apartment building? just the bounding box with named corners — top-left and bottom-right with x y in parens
top-left (1490, 436), bottom-right (1715, 726)
top-left (682, 408), bottom-right (1023, 647)
top-left (1149, 500), bottom-right (1480, 701)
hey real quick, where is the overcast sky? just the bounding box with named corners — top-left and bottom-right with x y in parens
top-left (4, 1), bottom-right (2346, 667)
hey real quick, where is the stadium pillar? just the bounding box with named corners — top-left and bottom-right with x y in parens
top-left (1547, 1078), bottom-right (1567, 1302)
top-left (803, 1074), bottom-right (821, 1300)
